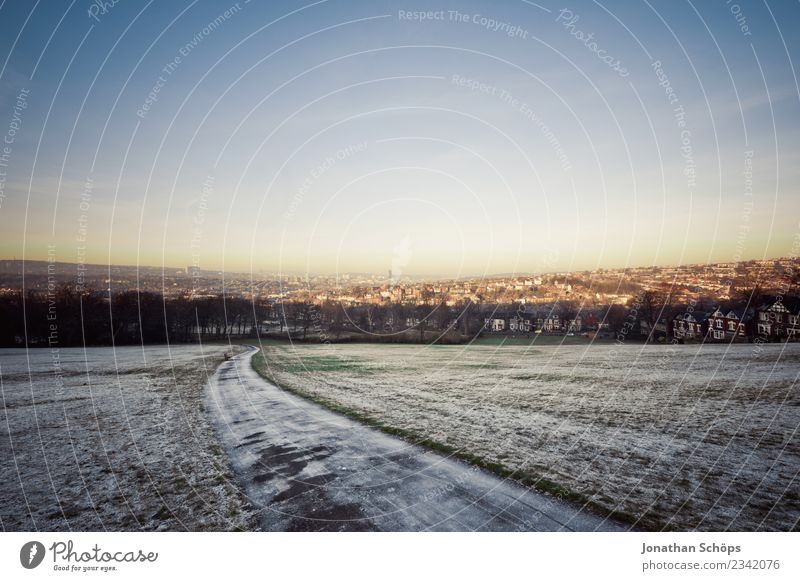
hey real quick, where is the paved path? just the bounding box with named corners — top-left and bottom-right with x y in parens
top-left (207, 347), bottom-right (627, 532)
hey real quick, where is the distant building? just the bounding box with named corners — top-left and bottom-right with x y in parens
top-left (537, 314), bottom-right (561, 333)
top-left (483, 310), bottom-right (535, 334)
top-left (755, 300), bottom-right (799, 341)
top-left (508, 313), bottom-right (534, 333)
top-left (705, 308), bottom-right (748, 342)
top-left (533, 313), bottom-right (582, 334)
top-left (672, 313), bottom-right (703, 342)
top-left (485, 316), bottom-right (506, 332)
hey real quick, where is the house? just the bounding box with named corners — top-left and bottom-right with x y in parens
top-left (483, 310), bottom-right (535, 333)
top-left (508, 313), bottom-right (534, 332)
top-left (582, 313), bottom-right (605, 332)
top-left (484, 316), bottom-right (506, 332)
top-left (537, 314), bottom-right (561, 333)
top-left (672, 313), bottom-right (703, 342)
top-left (755, 300), bottom-right (799, 341)
top-left (566, 315), bottom-right (582, 333)
top-left (705, 308), bottom-right (748, 342)
top-left (639, 317), bottom-right (669, 341)
top-left (535, 313), bottom-right (582, 334)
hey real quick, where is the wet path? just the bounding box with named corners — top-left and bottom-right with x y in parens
top-left (207, 347), bottom-right (627, 532)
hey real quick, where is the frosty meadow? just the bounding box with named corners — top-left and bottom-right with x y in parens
top-left (2, 339), bottom-right (797, 532)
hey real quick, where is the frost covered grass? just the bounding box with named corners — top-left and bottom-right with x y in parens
top-left (0, 344), bottom-right (254, 531)
top-left (253, 340), bottom-right (800, 531)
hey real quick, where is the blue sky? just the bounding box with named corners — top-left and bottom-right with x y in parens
top-left (0, 0), bottom-right (798, 277)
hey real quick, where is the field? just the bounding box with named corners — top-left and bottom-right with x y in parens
top-left (254, 340), bottom-right (800, 531)
top-left (0, 345), bottom-right (254, 531)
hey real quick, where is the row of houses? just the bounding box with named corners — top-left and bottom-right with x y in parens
top-left (483, 311), bottom-right (601, 335)
top-left (672, 300), bottom-right (799, 343)
top-left (481, 299), bottom-right (800, 343)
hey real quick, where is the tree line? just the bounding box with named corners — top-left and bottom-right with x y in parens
top-left (0, 284), bottom-right (783, 348)
top-left (0, 286), bottom-right (272, 347)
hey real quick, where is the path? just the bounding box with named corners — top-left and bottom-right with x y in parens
top-left (207, 347), bottom-right (627, 532)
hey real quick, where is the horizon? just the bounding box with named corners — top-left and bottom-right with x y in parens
top-left (1, 252), bottom-right (795, 283)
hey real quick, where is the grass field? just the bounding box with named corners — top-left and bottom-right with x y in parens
top-left (252, 340), bottom-right (800, 531)
top-left (0, 345), bottom-right (254, 531)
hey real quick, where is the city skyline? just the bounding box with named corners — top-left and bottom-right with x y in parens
top-left (1, 1), bottom-right (799, 276)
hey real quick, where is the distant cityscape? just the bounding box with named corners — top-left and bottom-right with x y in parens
top-left (1, 256), bottom-right (797, 309)
top-left (1, 255), bottom-right (798, 347)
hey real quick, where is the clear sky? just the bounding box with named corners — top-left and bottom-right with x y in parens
top-left (0, 0), bottom-right (798, 278)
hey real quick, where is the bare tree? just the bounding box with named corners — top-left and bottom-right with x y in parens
top-left (735, 284), bottom-right (763, 310)
top-left (639, 289), bottom-right (669, 342)
top-left (556, 300), bottom-right (578, 333)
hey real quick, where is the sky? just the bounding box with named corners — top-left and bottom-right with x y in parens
top-left (0, 0), bottom-right (798, 278)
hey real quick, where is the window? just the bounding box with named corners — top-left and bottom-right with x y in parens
top-left (715, 319), bottom-right (723, 329)
top-left (728, 321), bottom-right (736, 331)
top-left (714, 330), bottom-right (724, 339)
